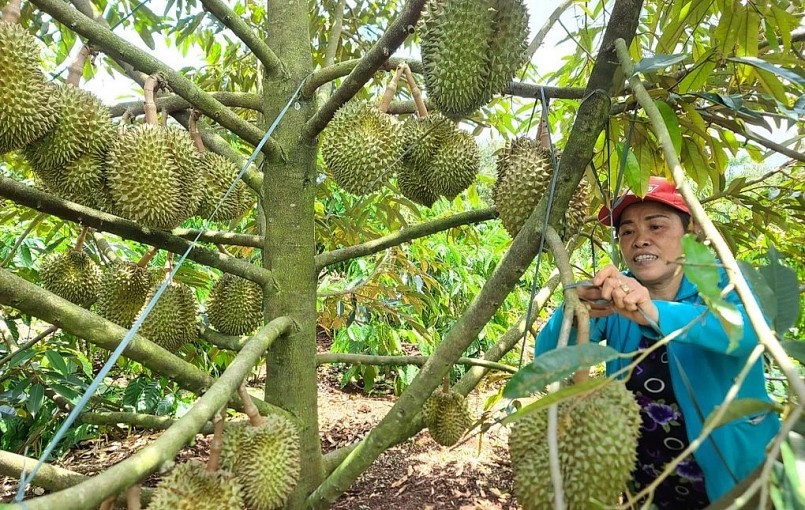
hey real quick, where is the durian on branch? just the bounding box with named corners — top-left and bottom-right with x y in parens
top-left (301, 0), bottom-right (427, 142)
top-left (3, 316), bottom-right (295, 510)
top-left (0, 175), bottom-right (272, 286)
top-left (0, 268), bottom-right (287, 418)
top-left (28, 0), bottom-right (281, 159)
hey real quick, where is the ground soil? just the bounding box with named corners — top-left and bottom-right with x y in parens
top-left (1, 362), bottom-right (519, 509)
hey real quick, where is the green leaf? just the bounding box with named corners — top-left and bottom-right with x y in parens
top-left (679, 54), bottom-right (717, 93)
top-left (708, 298), bottom-right (744, 348)
top-left (654, 100), bottom-right (682, 155)
top-left (616, 143), bottom-right (645, 196)
top-left (728, 57), bottom-right (805, 88)
top-left (45, 351), bottom-right (69, 376)
top-left (758, 246), bottom-right (801, 333)
top-left (781, 341), bottom-right (805, 365)
top-left (682, 235), bottom-right (721, 296)
top-left (633, 53), bottom-right (688, 75)
top-left (27, 384), bottom-right (44, 417)
top-left (737, 260), bottom-right (777, 325)
top-left (50, 383), bottom-right (80, 402)
top-left (502, 378), bottom-right (608, 425)
top-left (704, 398), bottom-right (782, 429)
top-left (503, 344), bottom-right (619, 398)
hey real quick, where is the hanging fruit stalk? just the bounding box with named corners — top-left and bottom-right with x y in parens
top-left (402, 63), bottom-right (428, 119)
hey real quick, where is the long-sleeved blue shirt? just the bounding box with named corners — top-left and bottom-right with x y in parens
top-left (535, 269), bottom-right (781, 502)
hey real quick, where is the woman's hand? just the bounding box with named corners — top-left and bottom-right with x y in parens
top-left (591, 265), bottom-right (659, 327)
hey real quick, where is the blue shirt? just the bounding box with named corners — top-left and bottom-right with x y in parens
top-left (535, 269), bottom-right (781, 502)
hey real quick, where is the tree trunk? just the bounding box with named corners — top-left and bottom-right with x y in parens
top-left (261, 0), bottom-right (325, 506)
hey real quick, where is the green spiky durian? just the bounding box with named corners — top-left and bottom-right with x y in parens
top-left (147, 460), bottom-right (243, 510)
top-left (396, 161), bottom-right (439, 207)
top-left (106, 125), bottom-right (185, 229)
top-left (508, 380), bottom-right (641, 510)
top-left (486, 0), bottom-right (530, 95)
top-left (424, 128), bottom-right (480, 200)
top-left (136, 281), bottom-right (198, 351)
top-left (221, 415), bottom-right (301, 510)
top-left (23, 85), bottom-right (114, 172)
top-left (422, 388), bottom-right (473, 447)
top-left (321, 99), bottom-right (404, 195)
top-left (420, 0), bottom-right (494, 116)
top-left (195, 152), bottom-right (253, 221)
top-left (564, 180), bottom-right (590, 239)
top-left (220, 421), bottom-right (250, 473)
top-left (164, 126), bottom-right (203, 222)
top-left (39, 249), bottom-right (102, 306)
top-left (206, 273), bottom-right (264, 336)
top-left (0, 23), bottom-right (58, 154)
top-left (35, 152), bottom-right (108, 210)
top-left (94, 261), bottom-right (153, 328)
top-left (492, 137), bottom-right (554, 237)
top-left (401, 112), bottom-right (454, 171)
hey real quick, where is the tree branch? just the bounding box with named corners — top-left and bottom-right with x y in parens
top-left (199, 324), bottom-right (250, 351)
top-left (199, 0), bottom-right (284, 76)
top-left (0, 177), bottom-right (272, 286)
top-left (30, 0), bottom-right (281, 158)
top-left (316, 352), bottom-right (517, 373)
top-left (303, 57), bottom-right (423, 99)
top-left (108, 92), bottom-right (263, 117)
top-left (171, 228), bottom-right (263, 248)
top-left (78, 411), bottom-right (214, 434)
top-left (9, 316), bottom-right (295, 510)
top-left (301, 0), bottom-right (427, 141)
top-left (314, 208), bottom-right (497, 270)
top-left (698, 111), bottom-right (805, 164)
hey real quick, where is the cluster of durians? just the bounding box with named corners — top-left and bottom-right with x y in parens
top-left (148, 414), bottom-right (301, 510)
top-left (321, 100), bottom-right (481, 207)
top-left (0, 22), bottom-right (253, 229)
top-left (38, 248), bottom-right (264, 348)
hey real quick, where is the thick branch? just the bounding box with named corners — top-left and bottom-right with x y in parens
top-left (171, 228), bottom-right (263, 248)
top-left (199, 0), bottom-right (284, 75)
top-left (506, 81), bottom-right (586, 100)
top-left (30, 0), bottom-right (281, 158)
top-left (316, 352), bottom-right (517, 373)
top-left (302, 0), bottom-right (427, 141)
top-left (315, 208), bottom-right (497, 270)
top-left (199, 325), bottom-right (250, 351)
top-left (79, 411), bottom-right (214, 434)
top-left (9, 317), bottom-right (295, 510)
top-left (108, 92), bottom-right (263, 117)
top-left (0, 177), bottom-right (272, 285)
top-left (303, 57), bottom-right (423, 99)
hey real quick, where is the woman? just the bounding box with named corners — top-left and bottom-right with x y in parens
top-left (535, 176), bottom-right (780, 508)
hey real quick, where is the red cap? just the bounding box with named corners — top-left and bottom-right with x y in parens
top-left (598, 176), bottom-right (690, 226)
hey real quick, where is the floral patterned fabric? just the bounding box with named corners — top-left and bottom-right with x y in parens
top-left (625, 337), bottom-right (710, 509)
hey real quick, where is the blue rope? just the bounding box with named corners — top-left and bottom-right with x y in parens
top-left (15, 77), bottom-right (308, 502)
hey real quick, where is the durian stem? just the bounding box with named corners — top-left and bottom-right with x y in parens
top-left (238, 385), bottom-right (266, 427)
top-left (216, 244), bottom-right (230, 256)
top-left (137, 247), bottom-right (158, 268)
top-left (66, 46), bottom-right (92, 86)
top-left (442, 376), bottom-right (450, 393)
top-left (143, 74), bottom-right (160, 125)
top-left (402, 63), bottom-right (428, 119)
top-left (206, 409), bottom-right (226, 472)
top-left (188, 110), bottom-right (206, 152)
top-left (126, 485), bottom-right (141, 510)
top-left (98, 497), bottom-right (114, 510)
top-left (537, 105), bottom-right (551, 150)
top-left (1, 0), bottom-right (21, 23)
top-left (90, 230), bottom-right (119, 265)
top-left (159, 107), bottom-right (168, 127)
top-left (74, 227), bottom-right (90, 252)
top-left (377, 63), bottom-right (406, 113)
top-left (119, 109), bottom-right (132, 134)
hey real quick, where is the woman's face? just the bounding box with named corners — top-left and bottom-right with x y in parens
top-left (617, 201), bottom-right (687, 289)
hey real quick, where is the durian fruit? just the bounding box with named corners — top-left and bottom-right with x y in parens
top-left (195, 152), bottom-right (253, 221)
top-left (106, 124), bottom-right (198, 229)
top-left (401, 112), bottom-right (453, 171)
top-left (492, 137), bottom-right (554, 237)
top-left (206, 273), bottom-right (264, 336)
top-left (419, 0), bottom-right (494, 116)
top-left (136, 281), bottom-right (198, 351)
top-left (38, 249), bottom-right (102, 306)
top-left (508, 380), bottom-right (641, 510)
top-left (35, 152), bottom-right (109, 210)
top-left (0, 23), bottom-right (58, 154)
top-left (396, 161), bottom-right (439, 207)
top-left (564, 181), bottom-right (590, 239)
top-left (486, 0), bottom-right (530, 95)
top-left (93, 261), bottom-right (153, 328)
top-left (424, 128), bottom-right (480, 200)
top-left (220, 415), bottom-right (301, 510)
top-left (164, 126), bottom-right (203, 221)
top-left (321, 99), bottom-right (405, 195)
top-left (147, 460), bottom-right (243, 510)
top-left (421, 387), bottom-right (473, 447)
top-left (23, 85), bottom-right (114, 172)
